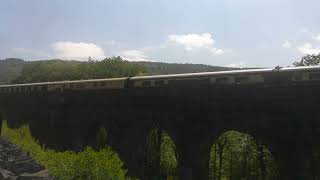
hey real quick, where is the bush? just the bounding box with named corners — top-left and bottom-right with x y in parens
top-left (1, 121), bottom-right (128, 180)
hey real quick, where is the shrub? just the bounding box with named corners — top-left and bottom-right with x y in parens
top-left (1, 121), bottom-right (128, 180)
top-left (96, 126), bottom-right (108, 150)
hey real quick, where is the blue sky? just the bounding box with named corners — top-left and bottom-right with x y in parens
top-left (1, 0), bottom-right (320, 67)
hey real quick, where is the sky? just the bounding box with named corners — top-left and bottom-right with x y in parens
top-left (1, 0), bottom-right (320, 68)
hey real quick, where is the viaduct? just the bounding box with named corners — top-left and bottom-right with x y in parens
top-left (0, 66), bottom-right (319, 180)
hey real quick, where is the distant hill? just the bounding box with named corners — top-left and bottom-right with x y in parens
top-left (0, 58), bottom-right (238, 84)
top-left (0, 58), bottom-right (26, 84)
top-left (134, 61), bottom-right (238, 75)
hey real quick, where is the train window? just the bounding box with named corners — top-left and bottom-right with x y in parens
top-left (100, 82), bottom-right (106, 86)
top-left (293, 72), bottom-right (303, 80)
top-left (155, 80), bottom-right (164, 86)
top-left (142, 81), bottom-right (151, 87)
top-left (309, 72), bottom-right (320, 80)
top-left (40, 86), bottom-right (46, 91)
top-left (235, 76), bottom-right (249, 83)
top-left (216, 77), bottom-right (230, 84)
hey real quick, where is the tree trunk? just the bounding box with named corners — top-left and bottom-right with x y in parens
top-left (258, 145), bottom-right (266, 180)
top-left (217, 138), bottom-right (227, 180)
top-left (229, 151), bottom-right (233, 180)
top-left (213, 144), bottom-right (217, 180)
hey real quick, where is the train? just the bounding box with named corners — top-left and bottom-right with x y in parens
top-left (0, 66), bottom-right (320, 93)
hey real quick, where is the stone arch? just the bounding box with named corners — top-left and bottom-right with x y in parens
top-left (207, 130), bottom-right (277, 180)
top-left (144, 127), bottom-right (178, 180)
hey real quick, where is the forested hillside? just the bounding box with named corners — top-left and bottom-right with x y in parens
top-left (0, 58), bottom-right (26, 84)
top-left (0, 57), bottom-right (236, 84)
top-left (134, 61), bottom-right (237, 75)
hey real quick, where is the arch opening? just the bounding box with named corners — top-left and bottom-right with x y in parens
top-left (145, 128), bottom-right (178, 180)
top-left (208, 131), bottom-right (277, 180)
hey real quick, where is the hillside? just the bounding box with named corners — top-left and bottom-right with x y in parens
top-left (0, 58), bottom-right (26, 84)
top-left (134, 61), bottom-right (238, 75)
top-left (0, 58), bottom-right (238, 84)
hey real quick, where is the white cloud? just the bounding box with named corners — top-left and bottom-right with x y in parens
top-left (121, 50), bottom-right (150, 61)
top-left (312, 34), bottom-right (320, 42)
top-left (282, 41), bottom-right (292, 48)
top-left (168, 33), bottom-right (225, 55)
top-left (226, 61), bottom-right (246, 68)
top-left (297, 43), bottom-right (320, 55)
top-left (51, 41), bottom-right (105, 60)
top-left (101, 40), bottom-right (124, 46)
top-left (168, 33), bottom-right (214, 50)
top-left (210, 47), bottom-right (224, 55)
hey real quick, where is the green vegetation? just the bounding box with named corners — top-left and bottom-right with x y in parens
top-left (12, 57), bottom-right (147, 84)
top-left (293, 53), bottom-right (320, 66)
top-left (1, 121), bottom-right (128, 180)
top-left (96, 126), bottom-right (108, 150)
top-left (145, 129), bottom-right (178, 179)
top-left (0, 122), bottom-right (279, 180)
top-left (209, 131), bottom-right (277, 180)
top-left (0, 57), bottom-right (235, 85)
top-left (0, 58), bottom-right (25, 84)
top-left (133, 61), bottom-right (237, 75)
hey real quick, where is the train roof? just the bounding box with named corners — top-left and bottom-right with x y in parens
top-left (1, 65), bottom-right (320, 88)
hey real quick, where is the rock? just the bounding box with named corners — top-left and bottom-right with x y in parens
top-left (17, 170), bottom-right (53, 180)
top-left (0, 159), bottom-right (9, 169)
top-left (0, 138), bottom-right (54, 179)
top-left (0, 168), bottom-right (16, 180)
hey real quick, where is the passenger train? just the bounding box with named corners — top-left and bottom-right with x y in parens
top-left (0, 66), bottom-right (320, 93)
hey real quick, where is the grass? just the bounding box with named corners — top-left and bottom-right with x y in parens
top-left (1, 121), bottom-right (131, 180)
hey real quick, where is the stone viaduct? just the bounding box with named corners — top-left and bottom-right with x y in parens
top-left (0, 67), bottom-right (319, 180)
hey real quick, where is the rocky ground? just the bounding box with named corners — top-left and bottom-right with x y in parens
top-left (0, 138), bottom-right (53, 180)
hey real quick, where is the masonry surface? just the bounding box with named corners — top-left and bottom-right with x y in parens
top-left (0, 80), bottom-right (319, 180)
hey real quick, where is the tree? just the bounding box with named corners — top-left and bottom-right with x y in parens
top-left (208, 131), bottom-right (277, 180)
top-left (293, 53), bottom-right (320, 67)
top-left (12, 57), bottom-right (147, 83)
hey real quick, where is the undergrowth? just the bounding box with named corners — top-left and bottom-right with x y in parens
top-left (1, 121), bottom-right (132, 180)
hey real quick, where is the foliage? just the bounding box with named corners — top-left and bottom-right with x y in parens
top-left (12, 57), bottom-right (147, 84)
top-left (0, 58), bottom-right (25, 84)
top-left (145, 129), bottom-right (161, 177)
top-left (293, 53), bottom-right (320, 66)
top-left (0, 58), bottom-right (236, 85)
top-left (160, 131), bottom-right (177, 177)
top-left (1, 121), bottom-right (128, 180)
top-left (134, 61), bottom-right (237, 75)
top-left (145, 129), bottom-right (177, 179)
top-left (209, 131), bottom-right (277, 180)
top-left (96, 126), bottom-right (108, 150)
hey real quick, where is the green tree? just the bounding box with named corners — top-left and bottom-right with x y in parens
top-left (145, 129), bottom-right (177, 180)
top-left (12, 57), bottom-right (147, 84)
top-left (96, 126), bottom-right (108, 150)
top-left (293, 53), bottom-right (320, 66)
top-left (209, 131), bottom-right (277, 180)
